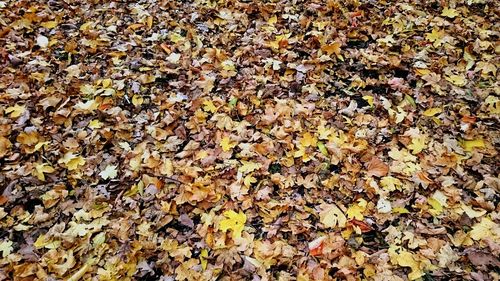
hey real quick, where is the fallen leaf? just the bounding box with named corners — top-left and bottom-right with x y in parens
top-left (319, 203), bottom-right (347, 229)
top-left (99, 165), bottom-right (118, 180)
top-left (219, 210), bottom-right (246, 239)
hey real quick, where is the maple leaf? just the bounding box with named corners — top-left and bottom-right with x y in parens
top-left (16, 131), bottom-right (39, 146)
top-left (425, 29), bottom-right (445, 47)
top-left (243, 174), bottom-right (257, 187)
top-left (469, 217), bottom-right (498, 241)
top-left (0, 239), bottom-right (13, 257)
top-left (33, 163), bottom-right (56, 181)
top-left (58, 153), bottom-right (86, 171)
top-left (407, 135), bottom-right (427, 154)
top-left (219, 210), bottom-right (246, 239)
top-left (321, 42), bottom-right (341, 56)
top-left (99, 165), bottom-right (118, 180)
top-left (238, 161), bottom-right (262, 174)
top-left (319, 203), bottom-right (346, 229)
top-left (88, 119), bottom-right (103, 129)
top-left (299, 132), bottom-right (317, 148)
top-left (220, 136), bottom-right (237, 152)
top-left (380, 176), bottom-right (403, 192)
top-left (203, 100), bottom-right (217, 113)
top-left (268, 33), bottom-right (291, 50)
top-left (346, 199), bottom-right (367, 220)
top-left (441, 7), bottom-right (459, 18)
top-left (396, 250), bottom-right (424, 280)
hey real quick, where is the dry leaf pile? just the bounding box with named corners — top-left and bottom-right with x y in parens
top-left (0, 0), bottom-right (499, 280)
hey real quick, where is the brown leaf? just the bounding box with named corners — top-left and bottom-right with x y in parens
top-left (366, 156), bottom-right (389, 177)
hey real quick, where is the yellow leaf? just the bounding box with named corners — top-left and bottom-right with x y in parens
top-left (425, 29), bottom-right (445, 47)
top-left (268, 15), bottom-right (277, 25)
top-left (132, 95), bottom-right (143, 106)
top-left (33, 163), bottom-right (55, 181)
top-left (461, 139), bottom-right (485, 152)
top-left (428, 198), bottom-right (443, 216)
top-left (101, 78), bottom-right (112, 88)
top-left (203, 100), bottom-right (217, 113)
top-left (169, 32), bottom-right (184, 43)
top-left (398, 251), bottom-right (424, 280)
top-left (221, 60), bottom-right (236, 71)
top-left (445, 74), bottom-right (467, 86)
top-left (238, 161), bottom-right (262, 174)
top-left (34, 234), bottom-right (60, 249)
top-left (268, 33), bottom-right (291, 50)
top-left (88, 119), bottom-right (103, 129)
top-left (423, 107), bottom-right (442, 117)
top-left (99, 165), bottom-right (118, 180)
top-left (441, 7), bottom-right (459, 18)
top-left (408, 135), bottom-right (427, 154)
top-left (5, 104), bottom-right (25, 118)
top-left (317, 141), bottom-right (328, 156)
top-left (346, 199), bottom-right (367, 220)
top-left (41, 20), bottom-right (58, 29)
top-left (67, 258), bottom-right (95, 281)
top-left (300, 132), bottom-right (317, 147)
top-left (220, 136), bottom-right (236, 152)
top-left (200, 249), bottom-right (208, 270)
top-left (319, 203), bottom-right (347, 229)
top-left (392, 207), bottom-right (410, 214)
top-left (80, 21), bottom-right (94, 31)
top-left (415, 68), bottom-right (431, 76)
top-left (59, 153), bottom-right (86, 171)
top-left (219, 210), bottom-right (246, 239)
top-left (469, 217), bottom-right (497, 241)
top-left (461, 204), bottom-right (486, 218)
top-left (380, 176), bottom-right (403, 192)
top-left (362, 95), bottom-right (374, 107)
top-left (484, 96), bottom-right (499, 115)
top-left (195, 150), bottom-right (208, 160)
top-left (33, 141), bottom-right (50, 152)
top-left (243, 174), bottom-right (257, 187)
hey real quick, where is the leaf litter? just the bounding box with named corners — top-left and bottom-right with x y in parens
top-left (0, 0), bottom-right (499, 280)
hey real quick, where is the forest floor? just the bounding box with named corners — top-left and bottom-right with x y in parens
top-left (0, 0), bottom-right (499, 280)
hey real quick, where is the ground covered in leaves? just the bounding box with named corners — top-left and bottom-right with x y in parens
top-left (0, 0), bottom-right (499, 280)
